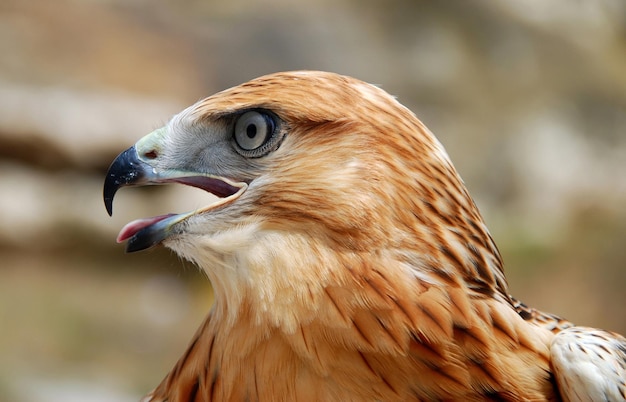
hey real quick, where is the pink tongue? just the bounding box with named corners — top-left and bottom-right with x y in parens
top-left (116, 214), bottom-right (176, 243)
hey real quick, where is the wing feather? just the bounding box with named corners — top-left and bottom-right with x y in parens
top-left (551, 327), bottom-right (626, 402)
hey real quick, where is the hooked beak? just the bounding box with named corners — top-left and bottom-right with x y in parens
top-left (103, 129), bottom-right (247, 252)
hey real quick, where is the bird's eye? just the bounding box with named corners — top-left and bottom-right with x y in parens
top-left (233, 111), bottom-right (276, 155)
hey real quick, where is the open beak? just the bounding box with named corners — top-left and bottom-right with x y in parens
top-left (103, 130), bottom-right (247, 252)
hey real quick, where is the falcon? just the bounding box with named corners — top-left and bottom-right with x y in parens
top-left (104, 71), bottom-right (626, 401)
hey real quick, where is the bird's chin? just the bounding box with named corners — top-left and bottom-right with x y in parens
top-left (116, 179), bottom-right (248, 253)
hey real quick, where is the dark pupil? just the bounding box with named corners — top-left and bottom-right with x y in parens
top-left (246, 124), bottom-right (257, 139)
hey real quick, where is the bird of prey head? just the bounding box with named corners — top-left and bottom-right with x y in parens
top-left (103, 71), bottom-right (625, 401)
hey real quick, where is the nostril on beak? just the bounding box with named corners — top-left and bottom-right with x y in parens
top-left (144, 150), bottom-right (158, 159)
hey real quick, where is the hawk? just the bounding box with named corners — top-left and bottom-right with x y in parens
top-left (104, 71), bottom-right (625, 401)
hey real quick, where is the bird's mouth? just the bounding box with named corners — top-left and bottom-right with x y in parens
top-left (103, 145), bottom-right (247, 253)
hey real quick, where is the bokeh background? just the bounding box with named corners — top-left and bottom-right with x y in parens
top-left (1, 0), bottom-right (625, 400)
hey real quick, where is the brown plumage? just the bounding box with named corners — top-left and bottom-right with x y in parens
top-left (103, 71), bottom-right (626, 401)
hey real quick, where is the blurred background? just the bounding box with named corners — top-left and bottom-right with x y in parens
top-left (1, 0), bottom-right (625, 400)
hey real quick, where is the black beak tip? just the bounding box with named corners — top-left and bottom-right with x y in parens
top-left (103, 176), bottom-right (119, 216)
top-left (103, 146), bottom-right (142, 217)
top-left (126, 242), bottom-right (151, 253)
top-left (102, 185), bottom-right (117, 216)
top-left (104, 194), bottom-right (114, 216)
top-left (125, 230), bottom-right (161, 253)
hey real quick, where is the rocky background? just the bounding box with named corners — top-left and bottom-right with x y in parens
top-left (1, 0), bottom-right (625, 400)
